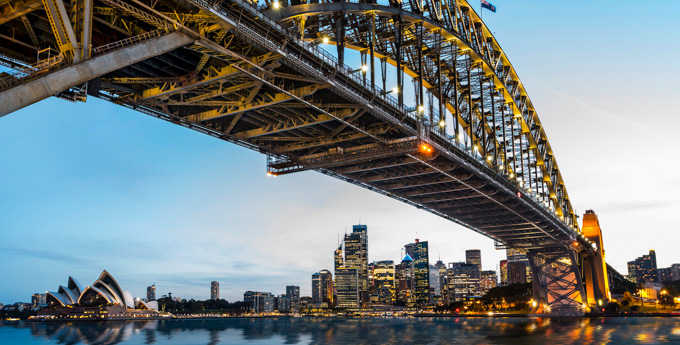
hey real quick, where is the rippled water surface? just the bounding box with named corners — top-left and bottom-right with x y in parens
top-left (2, 317), bottom-right (680, 344)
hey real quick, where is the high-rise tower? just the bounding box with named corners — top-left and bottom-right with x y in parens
top-left (344, 224), bottom-right (368, 302)
top-left (210, 281), bottom-right (220, 300)
top-left (405, 239), bottom-right (430, 305)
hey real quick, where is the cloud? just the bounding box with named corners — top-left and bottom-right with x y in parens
top-left (524, 75), bottom-right (672, 144)
top-left (0, 245), bottom-right (92, 266)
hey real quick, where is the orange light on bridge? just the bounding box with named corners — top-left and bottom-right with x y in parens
top-left (266, 172), bottom-right (277, 177)
top-left (420, 144), bottom-right (433, 153)
top-left (573, 241), bottom-right (580, 247)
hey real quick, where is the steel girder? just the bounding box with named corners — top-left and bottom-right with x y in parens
top-left (268, 0), bottom-right (579, 230)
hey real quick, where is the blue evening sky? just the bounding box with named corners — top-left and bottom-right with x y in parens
top-left (1, 0), bottom-right (679, 303)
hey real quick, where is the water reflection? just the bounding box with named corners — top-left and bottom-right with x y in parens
top-left (2, 317), bottom-right (680, 345)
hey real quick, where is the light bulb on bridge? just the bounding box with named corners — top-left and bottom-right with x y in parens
top-left (361, 64), bottom-right (368, 72)
top-left (418, 105), bottom-right (424, 113)
top-left (392, 86), bottom-right (399, 94)
top-left (439, 120), bottom-right (446, 127)
top-left (322, 37), bottom-right (329, 44)
top-left (272, 1), bottom-right (280, 8)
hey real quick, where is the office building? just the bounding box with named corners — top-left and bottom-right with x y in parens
top-left (432, 260), bottom-right (447, 304)
top-left (336, 267), bottom-right (360, 308)
top-left (334, 245), bottom-right (344, 272)
top-left (627, 250), bottom-right (658, 283)
top-left (447, 262), bottom-right (481, 301)
top-left (146, 284), bottom-right (156, 301)
top-left (499, 260), bottom-right (508, 286)
top-left (405, 239), bottom-right (430, 305)
top-left (465, 249), bottom-right (482, 272)
top-left (244, 291), bottom-right (274, 313)
top-left (344, 224), bottom-right (369, 302)
top-left (507, 261), bottom-right (528, 284)
top-left (507, 248), bottom-right (532, 282)
top-left (210, 281), bottom-right (219, 300)
top-left (373, 260), bottom-right (396, 305)
top-left (396, 254), bottom-right (416, 306)
top-left (286, 285), bottom-right (300, 312)
top-left (480, 270), bottom-right (497, 295)
top-left (312, 270), bottom-right (333, 305)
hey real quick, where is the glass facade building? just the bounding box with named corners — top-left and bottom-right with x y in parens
top-left (405, 239), bottom-right (430, 305)
top-left (447, 262), bottom-right (481, 301)
top-left (372, 260), bottom-right (395, 305)
top-left (312, 270), bottom-right (333, 305)
top-left (335, 267), bottom-right (360, 308)
top-left (344, 225), bottom-right (369, 302)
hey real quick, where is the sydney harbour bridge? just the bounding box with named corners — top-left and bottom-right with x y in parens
top-left (0, 0), bottom-right (611, 314)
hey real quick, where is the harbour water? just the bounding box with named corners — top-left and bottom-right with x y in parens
top-left (2, 317), bottom-right (680, 344)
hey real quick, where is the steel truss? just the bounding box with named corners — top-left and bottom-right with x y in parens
top-left (528, 247), bottom-right (587, 315)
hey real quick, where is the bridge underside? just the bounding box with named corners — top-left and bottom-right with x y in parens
top-left (0, 0), bottom-right (599, 314)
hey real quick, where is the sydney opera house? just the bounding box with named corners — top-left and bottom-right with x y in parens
top-left (37, 270), bottom-right (161, 320)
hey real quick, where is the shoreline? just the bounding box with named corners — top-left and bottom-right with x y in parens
top-left (22, 312), bottom-right (680, 322)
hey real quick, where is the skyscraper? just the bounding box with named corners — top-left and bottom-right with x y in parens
top-left (286, 285), bottom-right (300, 312)
top-left (335, 267), bottom-right (360, 308)
top-left (210, 281), bottom-right (220, 300)
top-left (373, 260), bottom-right (395, 305)
top-left (344, 224), bottom-right (369, 302)
top-left (334, 245), bottom-right (344, 272)
top-left (396, 254), bottom-right (416, 306)
top-left (147, 284), bottom-right (156, 301)
top-left (312, 269), bottom-right (333, 305)
top-left (405, 239), bottom-right (430, 305)
top-left (433, 260), bottom-right (447, 303)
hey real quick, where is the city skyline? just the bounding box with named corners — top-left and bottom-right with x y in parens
top-left (2, 0), bottom-right (680, 304)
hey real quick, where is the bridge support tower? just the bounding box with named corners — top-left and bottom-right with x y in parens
top-left (527, 247), bottom-right (587, 315)
top-left (581, 210), bottom-right (611, 309)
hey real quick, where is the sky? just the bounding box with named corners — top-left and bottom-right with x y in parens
top-left (1, 0), bottom-right (680, 304)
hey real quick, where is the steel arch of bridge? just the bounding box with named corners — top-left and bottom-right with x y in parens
top-left (267, 0), bottom-right (578, 231)
top-left (0, 0), bottom-right (602, 314)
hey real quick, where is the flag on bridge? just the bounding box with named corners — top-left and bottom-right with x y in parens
top-left (481, 0), bottom-right (496, 12)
